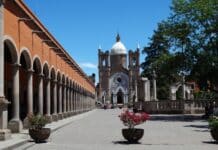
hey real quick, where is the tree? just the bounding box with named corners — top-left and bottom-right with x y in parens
top-left (141, 0), bottom-right (218, 99)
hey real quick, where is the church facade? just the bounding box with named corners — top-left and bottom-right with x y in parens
top-left (97, 34), bottom-right (151, 106)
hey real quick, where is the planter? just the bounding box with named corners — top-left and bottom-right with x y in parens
top-left (122, 128), bottom-right (144, 143)
top-left (210, 128), bottom-right (218, 141)
top-left (29, 128), bottom-right (51, 143)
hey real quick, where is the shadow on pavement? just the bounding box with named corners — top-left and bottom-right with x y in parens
top-left (184, 124), bottom-right (208, 129)
top-left (193, 129), bottom-right (209, 132)
top-left (112, 141), bottom-right (141, 145)
top-left (202, 141), bottom-right (218, 145)
top-left (150, 115), bottom-right (205, 122)
top-left (184, 124), bottom-right (209, 132)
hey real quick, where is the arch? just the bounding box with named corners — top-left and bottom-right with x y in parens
top-left (50, 67), bottom-right (56, 80)
top-left (4, 37), bottom-right (18, 64)
top-left (61, 74), bottom-right (66, 112)
top-left (4, 36), bottom-right (19, 123)
top-left (62, 74), bottom-right (66, 85)
top-left (57, 71), bottom-right (62, 82)
top-left (69, 80), bottom-right (72, 87)
top-left (114, 86), bottom-right (126, 94)
top-left (20, 47), bottom-right (32, 67)
top-left (32, 56), bottom-right (42, 115)
top-left (117, 89), bottom-right (124, 104)
top-left (65, 76), bottom-right (69, 111)
top-left (66, 76), bottom-right (69, 86)
top-left (109, 72), bottom-right (129, 94)
top-left (72, 81), bottom-right (76, 89)
top-left (19, 49), bottom-right (32, 121)
top-left (32, 56), bottom-right (42, 74)
top-left (56, 70), bottom-right (62, 114)
top-left (49, 67), bottom-right (57, 115)
top-left (43, 62), bottom-right (49, 78)
top-left (42, 62), bottom-right (50, 115)
top-left (170, 82), bottom-right (192, 100)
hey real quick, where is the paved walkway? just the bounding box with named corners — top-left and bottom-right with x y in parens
top-left (0, 110), bottom-right (95, 150)
top-left (14, 109), bottom-right (217, 150)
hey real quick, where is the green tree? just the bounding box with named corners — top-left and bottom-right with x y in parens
top-left (141, 0), bottom-right (218, 99)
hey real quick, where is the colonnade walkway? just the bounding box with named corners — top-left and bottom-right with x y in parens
top-left (3, 109), bottom-right (218, 150)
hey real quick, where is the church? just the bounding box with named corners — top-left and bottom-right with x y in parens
top-left (97, 34), bottom-right (151, 106)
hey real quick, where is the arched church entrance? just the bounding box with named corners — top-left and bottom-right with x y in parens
top-left (117, 89), bottom-right (123, 104)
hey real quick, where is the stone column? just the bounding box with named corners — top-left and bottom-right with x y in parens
top-left (142, 77), bottom-right (150, 101)
top-left (67, 86), bottom-right (70, 114)
top-left (182, 76), bottom-right (186, 100)
top-left (63, 84), bottom-right (66, 116)
top-left (153, 79), bottom-right (157, 101)
top-left (152, 70), bottom-right (157, 101)
top-left (68, 87), bottom-right (71, 113)
top-left (77, 91), bottom-right (79, 112)
top-left (46, 78), bottom-right (51, 118)
top-left (52, 80), bottom-right (58, 121)
top-left (81, 93), bottom-right (83, 112)
top-left (77, 92), bottom-right (80, 112)
top-left (65, 87), bottom-right (68, 113)
top-left (81, 92), bottom-right (83, 112)
top-left (58, 83), bottom-right (63, 119)
top-left (114, 95), bottom-right (117, 105)
top-left (79, 93), bottom-right (81, 112)
top-left (38, 74), bottom-right (43, 115)
top-left (74, 90), bottom-right (76, 113)
top-left (0, 1), bottom-right (11, 140)
top-left (0, 0), bottom-right (4, 97)
top-left (135, 80), bottom-right (138, 102)
top-left (70, 88), bottom-right (73, 113)
top-left (27, 70), bottom-right (33, 114)
top-left (72, 89), bottom-right (74, 113)
top-left (23, 70), bottom-right (34, 128)
top-left (8, 64), bottom-right (22, 133)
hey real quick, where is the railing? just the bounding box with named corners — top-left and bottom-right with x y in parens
top-left (135, 99), bottom-right (218, 114)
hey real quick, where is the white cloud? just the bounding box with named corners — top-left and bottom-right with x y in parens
top-left (80, 62), bottom-right (97, 69)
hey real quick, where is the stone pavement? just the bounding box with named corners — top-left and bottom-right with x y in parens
top-left (0, 110), bottom-right (96, 150)
top-left (13, 109), bottom-right (217, 150)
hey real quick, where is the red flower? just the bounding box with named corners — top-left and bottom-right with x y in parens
top-left (119, 109), bottom-right (150, 128)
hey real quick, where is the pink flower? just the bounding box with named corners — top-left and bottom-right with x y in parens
top-left (119, 109), bottom-right (150, 128)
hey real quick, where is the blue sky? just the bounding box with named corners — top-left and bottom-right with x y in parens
top-left (24, 0), bottom-right (172, 83)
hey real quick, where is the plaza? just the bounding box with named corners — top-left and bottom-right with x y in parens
top-left (0, 0), bottom-right (217, 149)
top-left (4, 109), bottom-right (215, 150)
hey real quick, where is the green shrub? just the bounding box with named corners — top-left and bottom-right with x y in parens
top-left (28, 114), bottom-right (48, 129)
top-left (209, 116), bottom-right (218, 130)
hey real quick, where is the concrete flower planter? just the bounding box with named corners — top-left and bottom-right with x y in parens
top-left (122, 128), bottom-right (144, 143)
top-left (29, 128), bottom-right (51, 143)
top-left (210, 128), bottom-right (218, 141)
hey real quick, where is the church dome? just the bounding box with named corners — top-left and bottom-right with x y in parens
top-left (111, 34), bottom-right (127, 55)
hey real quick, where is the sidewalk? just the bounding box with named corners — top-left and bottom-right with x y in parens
top-left (0, 110), bottom-right (96, 150)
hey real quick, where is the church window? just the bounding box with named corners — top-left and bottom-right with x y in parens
top-left (117, 77), bottom-right (122, 83)
top-left (132, 58), bottom-right (136, 66)
top-left (102, 59), bottom-right (106, 66)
